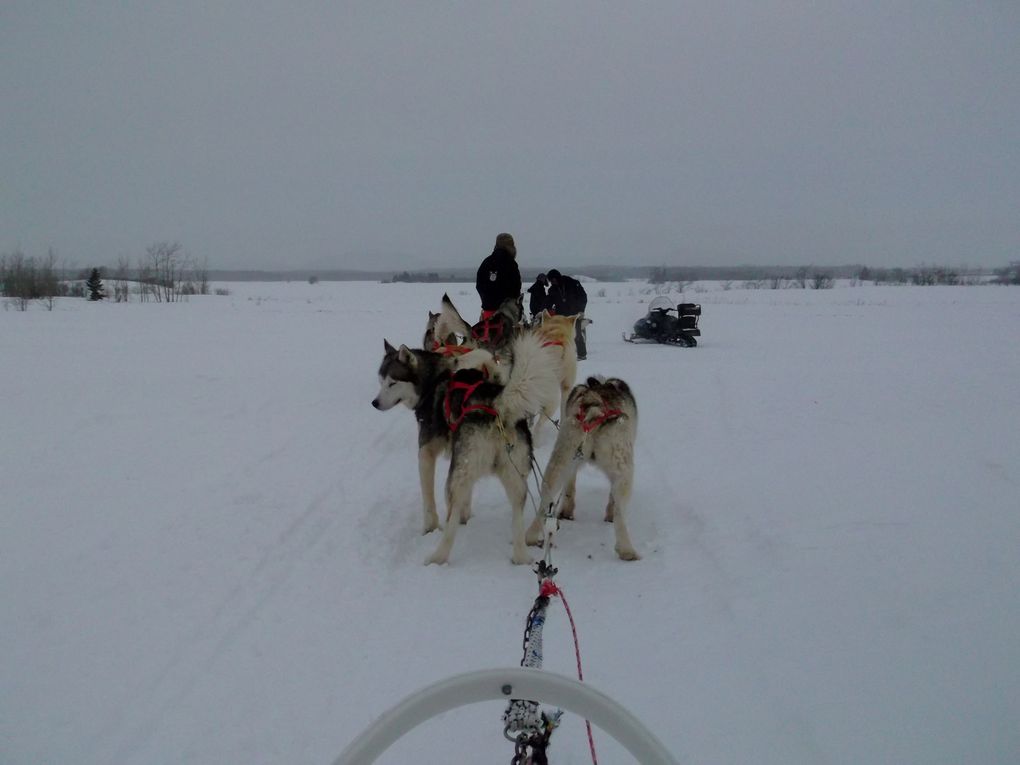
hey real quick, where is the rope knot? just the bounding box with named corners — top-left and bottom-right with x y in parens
top-left (539, 579), bottom-right (560, 599)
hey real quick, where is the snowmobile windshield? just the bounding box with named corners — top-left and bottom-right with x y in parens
top-left (647, 296), bottom-right (675, 314)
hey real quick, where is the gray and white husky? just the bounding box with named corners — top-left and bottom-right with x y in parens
top-left (372, 332), bottom-right (561, 565)
top-left (525, 376), bottom-right (640, 560)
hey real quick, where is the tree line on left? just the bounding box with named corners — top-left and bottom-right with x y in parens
top-left (0, 242), bottom-right (214, 311)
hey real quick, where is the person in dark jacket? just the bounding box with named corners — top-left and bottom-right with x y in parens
top-left (546, 269), bottom-right (587, 316)
top-left (526, 273), bottom-right (549, 320)
top-left (546, 269), bottom-right (589, 359)
top-left (475, 233), bottom-right (522, 317)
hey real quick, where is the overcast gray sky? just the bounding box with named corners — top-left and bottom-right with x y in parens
top-left (2, 2), bottom-right (1018, 271)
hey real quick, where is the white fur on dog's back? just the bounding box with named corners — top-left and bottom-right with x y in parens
top-left (497, 331), bottom-right (562, 423)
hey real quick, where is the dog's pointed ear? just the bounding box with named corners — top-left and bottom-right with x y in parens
top-left (428, 310), bottom-right (438, 320)
top-left (441, 293), bottom-right (455, 308)
top-left (397, 344), bottom-right (417, 368)
top-left (384, 339), bottom-right (397, 355)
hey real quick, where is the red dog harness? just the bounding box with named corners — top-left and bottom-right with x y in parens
top-left (576, 401), bottom-right (623, 433)
top-left (471, 314), bottom-right (506, 345)
top-left (431, 342), bottom-right (473, 357)
top-left (444, 378), bottom-right (498, 432)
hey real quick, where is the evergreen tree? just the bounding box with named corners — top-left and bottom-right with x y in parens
top-left (86, 268), bottom-right (106, 301)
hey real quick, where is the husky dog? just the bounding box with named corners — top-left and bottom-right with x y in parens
top-left (433, 294), bottom-right (571, 439)
top-left (423, 310), bottom-right (461, 350)
top-left (526, 376), bottom-right (640, 561)
top-left (373, 342), bottom-right (457, 535)
top-left (531, 310), bottom-right (581, 416)
top-left (431, 293), bottom-right (521, 360)
top-left (372, 333), bottom-right (560, 565)
top-left (423, 307), bottom-right (499, 382)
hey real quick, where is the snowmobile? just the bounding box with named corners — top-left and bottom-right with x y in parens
top-left (623, 296), bottom-right (701, 347)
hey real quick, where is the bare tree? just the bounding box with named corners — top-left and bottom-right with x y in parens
top-left (4, 250), bottom-right (32, 310)
top-left (811, 273), bottom-right (834, 289)
top-left (136, 256), bottom-right (153, 302)
top-left (113, 256), bottom-right (131, 302)
top-left (40, 248), bottom-right (60, 310)
top-left (145, 241), bottom-right (192, 302)
top-left (0, 249), bottom-right (60, 310)
top-left (195, 256), bottom-right (210, 295)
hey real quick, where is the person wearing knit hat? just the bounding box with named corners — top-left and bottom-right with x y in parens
top-left (475, 233), bottom-right (522, 317)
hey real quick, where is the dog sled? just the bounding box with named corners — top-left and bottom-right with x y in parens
top-left (623, 296), bottom-right (701, 347)
top-left (333, 562), bottom-right (678, 764)
top-left (332, 666), bottom-right (677, 764)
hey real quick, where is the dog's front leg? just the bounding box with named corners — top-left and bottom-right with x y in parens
top-left (418, 443), bottom-right (440, 534)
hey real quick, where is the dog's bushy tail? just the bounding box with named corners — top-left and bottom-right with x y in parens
top-left (497, 331), bottom-right (561, 423)
top-left (438, 293), bottom-right (473, 340)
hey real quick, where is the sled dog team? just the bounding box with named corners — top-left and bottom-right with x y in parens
top-left (372, 292), bottom-right (639, 565)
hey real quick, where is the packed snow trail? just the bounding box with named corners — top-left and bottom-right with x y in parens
top-left (2, 282), bottom-right (1018, 763)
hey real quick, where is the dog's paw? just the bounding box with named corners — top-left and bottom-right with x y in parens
top-left (511, 550), bottom-right (534, 566)
top-left (425, 549), bottom-right (450, 565)
top-left (525, 531), bottom-right (544, 547)
top-left (558, 497), bottom-right (576, 520)
top-left (615, 546), bottom-right (641, 561)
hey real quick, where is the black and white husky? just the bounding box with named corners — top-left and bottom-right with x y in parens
top-left (372, 332), bottom-right (560, 565)
top-left (525, 376), bottom-right (640, 560)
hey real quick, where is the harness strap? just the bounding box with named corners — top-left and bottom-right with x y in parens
top-left (541, 339), bottom-right (564, 348)
top-left (444, 379), bottom-right (499, 432)
top-left (472, 315), bottom-right (506, 344)
top-left (576, 402), bottom-right (623, 434)
top-left (431, 341), bottom-right (473, 357)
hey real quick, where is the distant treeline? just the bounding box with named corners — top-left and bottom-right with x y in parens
top-left (163, 263), bottom-right (1020, 284)
top-left (388, 271), bottom-right (453, 283)
top-left (378, 263), bottom-right (1016, 285)
top-left (2, 242), bottom-right (211, 310)
top-left (645, 264), bottom-right (1007, 285)
top-left (212, 262), bottom-right (1020, 285)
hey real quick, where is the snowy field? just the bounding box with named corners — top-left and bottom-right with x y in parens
top-left (2, 280), bottom-right (1019, 764)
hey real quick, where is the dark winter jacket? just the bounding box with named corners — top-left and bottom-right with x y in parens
top-left (526, 277), bottom-right (548, 318)
top-left (548, 274), bottom-right (587, 316)
top-left (475, 247), bottom-right (522, 312)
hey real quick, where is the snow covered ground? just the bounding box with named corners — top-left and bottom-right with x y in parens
top-left (2, 280), bottom-right (1018, 764)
